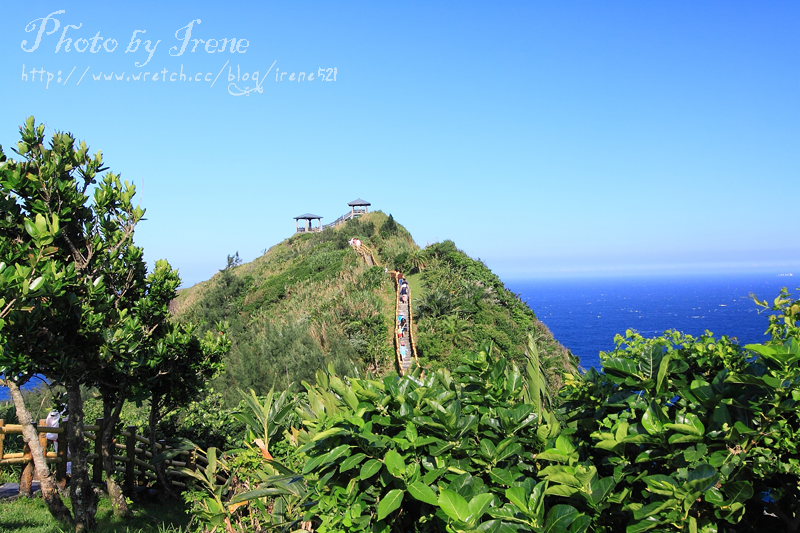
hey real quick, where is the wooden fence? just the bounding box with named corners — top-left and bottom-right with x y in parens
top-left (0, 418), bottom-right (210, 496)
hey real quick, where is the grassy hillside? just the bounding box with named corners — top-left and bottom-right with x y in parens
top-left (173, 211), bottom-right (572, 405)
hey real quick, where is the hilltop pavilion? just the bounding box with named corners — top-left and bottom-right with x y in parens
top-left (348, 198), bottom-right (371, 218)
top-left (294, 213), bottom-right (323, 233)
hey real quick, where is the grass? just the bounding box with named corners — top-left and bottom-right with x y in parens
top-left (0, 492), bottom-right (191, 533)
top-left (406, 273), bottom-right (425, 301)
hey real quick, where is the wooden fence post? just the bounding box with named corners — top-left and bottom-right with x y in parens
top-left (92, 418), bottom-right (103, 484)
top-left (37, 418), bottom-right (47, 480)
top-left (0, 419), bottom-right (5, 482)
top-left (55, 425), bottom-right (67, 488)
top-left (125, 426), bottom-right (136, 493)
top-left (20, 441), bottom-right (33, 496)
top-left (186, 448), bottom-right (196, 473)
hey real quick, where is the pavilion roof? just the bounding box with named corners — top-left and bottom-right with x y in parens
top-left (294, 213), bottom-right (323, 220)
top-left (348, 198), bottom-right (371, 206)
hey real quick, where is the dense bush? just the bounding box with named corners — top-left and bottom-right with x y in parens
top-left (182, 289), bottom-right (800, 533)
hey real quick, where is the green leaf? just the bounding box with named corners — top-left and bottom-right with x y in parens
top-left (543, 504), bottom-right (579, 533)
top-left (439, 489), bottom-right (471, 523)
top-left (407, 482), bottom-right (439, 506)
top-left (536, 450), bottom-right (570, 463)
top-left (423, 467), bottom-right (446, 485)
top-left (704, 487), bottom-right (724, 505)
top-left (633, 498), bottom-right (679, 520)
top-left (685, 464), bottom-right (718, 493)
top-left (479, 438), bottom-right (497, 459)
top-left (625, 517), bottom-right (661, 533)
top-left (28, 276), bottom-right (44, 292)
top-left (339, 453), bottom-right (367, 473)
top-left (489, 467), bottom-right (517, 486)
top-left (406, 422), bottom-right (418, 443)
top-left (468, 493), bottom-right (495, 525)
top-left (546, 485), bottom-right (578, 497)
top-left (569, 515), bottom-right (591, 533)
top-left (324, 444), bottom-right (351, 464)
top-left (360, 459), bottom-right (382, 480)
top-left (641, 401), bottom-right (667, 435)
top-left (690, 379), bottom-right (715, 404)
top-left (722, 481), bottom-right (753, 503)
top-left (603, 358), bottom-right (642, 380)
top-left (586, 477), bottom-right (615, 507)
top-left (377, 489), bottom-right (404, 521)
top-left (311, 427), bottom-right (348, 442)
top-left (643, 475), bottom-right (678, 497)
top-left (23, 218), bottom-right (38, 237)
top-left (385, 449), bottom-right (406, 477)
top-left (505, 486), bottom-right (529, 514)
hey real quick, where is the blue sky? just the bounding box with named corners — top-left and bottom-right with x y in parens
top-left (1, 2), bottom-right (798, 286)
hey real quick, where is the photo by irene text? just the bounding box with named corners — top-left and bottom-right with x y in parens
top-left (19, 11), bottom-right (338, 97)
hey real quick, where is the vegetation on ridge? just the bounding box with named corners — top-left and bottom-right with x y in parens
top-left (173, 212), bottom-right (572, 406)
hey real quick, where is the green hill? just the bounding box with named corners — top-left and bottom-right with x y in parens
top-left (173, 211), bottom-right (572, 404)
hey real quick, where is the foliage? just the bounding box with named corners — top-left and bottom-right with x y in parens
top-left (174, 213), bottom-right (566, 406)
top-left (0, 118), bottom-right (228, 528)
top-left (187, 349), bottom-right (593, 533)
top-left (413, 241), bottom-right (570, 388)
top-left (0, 117), bottom-right (154, 528)
top-left (179, 289), bottom-right (800, 533)
top-left (549, 314), bottom-right (800, 532)
top-left (159, 390), bottom-right (243, 450)
top-left (379, 214), bottom-right (399, 238)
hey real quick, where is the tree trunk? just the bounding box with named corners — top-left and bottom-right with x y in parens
top-left (148, 395), bottom-right (176, 498)
top-left (66, 380), bottom-right (98, 532)
top-left (101, 393), bottom-right (130, 518)
top-left (7, 380), bottom-right (74, 526)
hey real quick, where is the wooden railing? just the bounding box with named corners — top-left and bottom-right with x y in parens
top-left (406, 284), bottom-right (421, 367)
top-left (322, 208), bottom-right (368, 230)
top-left (0, 418), bottom-right (211, 495)
top-left (393, 276), bottom-right (420, 376)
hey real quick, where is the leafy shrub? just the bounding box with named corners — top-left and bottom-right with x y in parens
top-left (184, 290), bottom-right (800, 533)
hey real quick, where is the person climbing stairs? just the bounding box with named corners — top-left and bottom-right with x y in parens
top-left (392, 271), bottom-right (418, 376)
top-left (348, 239), bottom-right (419, 375)
top-left (349, 238), bottom-right (376, 266)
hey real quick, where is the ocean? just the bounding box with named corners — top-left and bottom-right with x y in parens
top-left (507, 273), bottom-right (799, 370)
top-left (2, 272), bottom-right (797, 402)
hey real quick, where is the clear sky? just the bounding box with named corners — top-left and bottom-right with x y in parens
top-left (1, 2), bottom-right (798, 287)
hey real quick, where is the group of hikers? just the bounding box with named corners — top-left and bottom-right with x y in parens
top-left (393, 271), bottom-right (411, 360)
top-left (348, 238), bottom-right (363, 248)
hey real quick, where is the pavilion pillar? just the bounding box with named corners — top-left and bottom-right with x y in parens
top-left (295, 220), bottom-right (299, 232)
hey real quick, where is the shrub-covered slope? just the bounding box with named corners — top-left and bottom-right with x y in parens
top-left (173, 212), bottom-right (571, 404)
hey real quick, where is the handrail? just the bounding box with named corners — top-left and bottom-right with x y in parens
top-left (406, 284), bottom-right (420, 367)
top-left (394, 275), bottom-right (405, 374)
top-left (322, 208), bottom-right (368, 230)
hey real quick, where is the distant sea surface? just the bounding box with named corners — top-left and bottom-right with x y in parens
top-left (506, 273), bottom-right (799, 370)
top-left (3, 273), bottom-right (797, 402)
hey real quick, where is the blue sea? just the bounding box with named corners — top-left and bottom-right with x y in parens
top-left (507, 273), bottom-right (799, 370)
top-left (3, 272), bottom-right (797, 402)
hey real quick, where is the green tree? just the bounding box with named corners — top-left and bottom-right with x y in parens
top-left (0, 117), bottom-right (144, 530)
top-left (0, 198), bottom-right (74, 524)
top-left (379, 213), bottom-right (398, 237)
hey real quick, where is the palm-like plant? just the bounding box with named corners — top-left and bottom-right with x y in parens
top-left (407, 249), bottom-right (428, 273)
top-left (234, 388), bottom-right (295, 460)
top-left (522, 332), bottom-right (553, 419)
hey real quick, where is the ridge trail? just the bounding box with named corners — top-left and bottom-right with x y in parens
top-left (349, 240), bottom-right (419, 375)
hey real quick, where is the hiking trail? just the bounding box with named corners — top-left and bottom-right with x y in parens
top-left (349, 241), bottom-right (419, 375)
